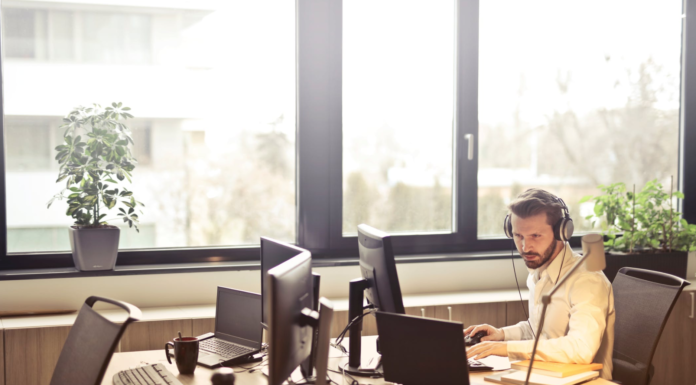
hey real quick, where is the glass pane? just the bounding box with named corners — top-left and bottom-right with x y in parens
top-left (3, 8), bottom-right (46, 59)
top-left (82, 13), bottom-right (151, 64)
top-left (342, 0), bottom-right (456, 235)
top-left (49, 11), bottom-right (74, 61)
top-left (3, 2), bottom-right (296, 252)
top-left (478, 0), bottom-right (682, 237)
top-left (4, 118), bottom-right (52, 171)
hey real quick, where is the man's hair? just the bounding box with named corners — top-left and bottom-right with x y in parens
top-left (508, 188), bottom-right (565, 227)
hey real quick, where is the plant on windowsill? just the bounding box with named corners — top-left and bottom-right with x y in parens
top-left (580, 178), bottom-right (696, 281)
top-left (47, 103), bottom-right (145, 271)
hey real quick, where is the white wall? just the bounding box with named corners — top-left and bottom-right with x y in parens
top-left (0, 257), bottom-right (530, 313)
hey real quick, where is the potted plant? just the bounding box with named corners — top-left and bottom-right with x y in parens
top-left (48, 103), bottom-right (145, 271)
top-left (581, 179), bottom-right (696, 281)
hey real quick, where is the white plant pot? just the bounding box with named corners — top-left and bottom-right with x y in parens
top-left (68, 226), bottom-right (120, 271)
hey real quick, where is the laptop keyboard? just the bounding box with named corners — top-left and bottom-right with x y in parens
top-left (200, 338), bottom-right (255, 359)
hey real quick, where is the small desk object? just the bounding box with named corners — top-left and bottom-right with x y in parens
top-left (102, 337), bottom-right (614, 385)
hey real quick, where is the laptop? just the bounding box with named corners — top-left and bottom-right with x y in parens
top-left (375, 311), bottom-right (474, 385)
top-left (193, 287), bottom-right (263, 367)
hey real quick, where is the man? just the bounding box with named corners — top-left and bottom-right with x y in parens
top-left (465, 189), bottom-right (615, 379)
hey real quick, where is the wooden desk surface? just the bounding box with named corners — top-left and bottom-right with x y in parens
top-left (103, 350), bottom-right (613, 385)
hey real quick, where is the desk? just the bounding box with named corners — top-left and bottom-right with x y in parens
top-left (102, 337), bottom-right (614, 385)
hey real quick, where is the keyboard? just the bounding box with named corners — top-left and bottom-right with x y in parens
top-left (468, 358), bottom-right (494, 372)
top-left (200, 338), bottom-right (255, 359)
top-left (113, 363), bottom-right (183, 385)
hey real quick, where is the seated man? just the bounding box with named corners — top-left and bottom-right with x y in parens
top-left (465, 188), bottom-right (615, 380)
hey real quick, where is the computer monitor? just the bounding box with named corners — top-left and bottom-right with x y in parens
top-left (358, 224), bottom-right (405, 313)
top-left (260, 237), bottom-right (312, 327)
top-left (267, 252), bottom-right (315, 385)
top-left (342, 224), bottom-right (405, 376)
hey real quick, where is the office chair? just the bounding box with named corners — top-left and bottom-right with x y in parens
top-left (50, 296), bottom-right (142, 385)
top-left (611, 267), bottom-right (690, 385)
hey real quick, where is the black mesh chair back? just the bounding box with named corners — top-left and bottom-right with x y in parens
top-left (50, 296), bottom-right (142, 385)
top-left (612, 267), bottom-right (689, 385)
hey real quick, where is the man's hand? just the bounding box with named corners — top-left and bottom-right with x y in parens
top-left (463, 324), bottom-right (505, 342)
top-left (466, 341), bottom-right (508, 360)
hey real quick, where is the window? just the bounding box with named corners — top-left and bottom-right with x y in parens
top-left (477, 0), bottom-right (683, 237)
top-left (342, 0), bottom-right (456, 236)
top-left (2, 1), bottom-right (296, 254)
top-left (1, 0), bottom-right (693, 268)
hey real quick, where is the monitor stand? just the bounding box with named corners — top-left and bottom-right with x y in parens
top-left (293, 307), bottom-right (321, 384)
top-left (338, 278), bottom-right (383, 377)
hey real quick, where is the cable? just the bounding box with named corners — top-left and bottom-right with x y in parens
top-left (340, 363), bottom-right (360, 385)
top-left (555, 242), bottom-right (567, 284)
top-left (511, 239), bottom-right (536, 339)
top-left (331, 308), bottom-right (376, 353)
top-left (233, 357), bottom-right (268, 373)
top-left (328, 367), bottom-right (358, 385)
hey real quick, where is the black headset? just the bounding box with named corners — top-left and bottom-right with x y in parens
top-left (503, 192), bottom-right (574, 242)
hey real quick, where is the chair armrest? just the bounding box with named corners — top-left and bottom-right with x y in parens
top-left (618, 267), bottom-right (691, 288)
top-left (85, 296), bottom-right (142, 323)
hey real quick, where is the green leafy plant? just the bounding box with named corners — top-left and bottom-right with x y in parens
top-left (47, 103), bottom-right (145, 231)
top-left (581, 179), bottom-right (696, 253)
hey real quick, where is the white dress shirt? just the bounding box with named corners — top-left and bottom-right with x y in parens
top-left (502, 243), bottom-right (615, 379)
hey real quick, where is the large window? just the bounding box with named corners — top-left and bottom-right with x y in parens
top-left (1, 0), bottom-right (693, 267)
top-left (2, 1), bottom-right (296, 253)
top-left (477, 0), bottom-right (683, 237)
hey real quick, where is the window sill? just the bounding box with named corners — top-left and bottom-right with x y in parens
top-left (0, 249), bottom-right (521, 281)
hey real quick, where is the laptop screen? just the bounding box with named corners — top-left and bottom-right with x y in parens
top-left (215, 287), bottom-right (262, 348)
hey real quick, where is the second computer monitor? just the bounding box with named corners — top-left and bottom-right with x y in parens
top-left (357, 224), bottom-right (405, 314)
top-left (267, 252), bottom-right (314, 385)
top-left (260, 237), bottom-right (310, 326)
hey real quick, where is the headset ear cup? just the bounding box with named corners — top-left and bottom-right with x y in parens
top-left (563, 219), bottom-right (574, 242)
top-left (504, 214), bottom-right (513, 238)
top-left (553, 219), bottom-right (563, 241)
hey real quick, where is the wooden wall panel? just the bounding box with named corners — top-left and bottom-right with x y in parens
top-left (5, 326), bottom-right (71, 385)
top-left (434, 303), bottom-right (506, 329)
top-left (651, 291), bottom-right (695, 385)
top-left (331, 311), bottom-right (348, 339)
top-left (362, 312), bottom-right (378, 336)
top-left (330, 310), bottom-right (379, 338)
top-left (405, 306), bottom-right (436, 319)
top-left (505, 300), bottom-right (529, 326)
top-left (191, 318), bottom-right (215, 337)
top-left (120, 320), bottom-right (192, 352)
top-left (331, 304), bottom-right (508, 340)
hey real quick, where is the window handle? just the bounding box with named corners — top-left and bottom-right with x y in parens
top-left (465, 134), bottom-right (474, 160)
top-left (690, 292), bottom-right (694, 319)
top-left (421, 308), bottom-right (425, 318)
top-left (448, 306), bottom-right (452, 321)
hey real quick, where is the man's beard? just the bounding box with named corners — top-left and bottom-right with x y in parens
top-left (521, 241), bottom-right (557, 269)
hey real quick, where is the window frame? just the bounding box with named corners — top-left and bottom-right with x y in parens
top-left (0, 0), bottom-right (693, 272)
top-left (320, 0), bottom-right (480, 256)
